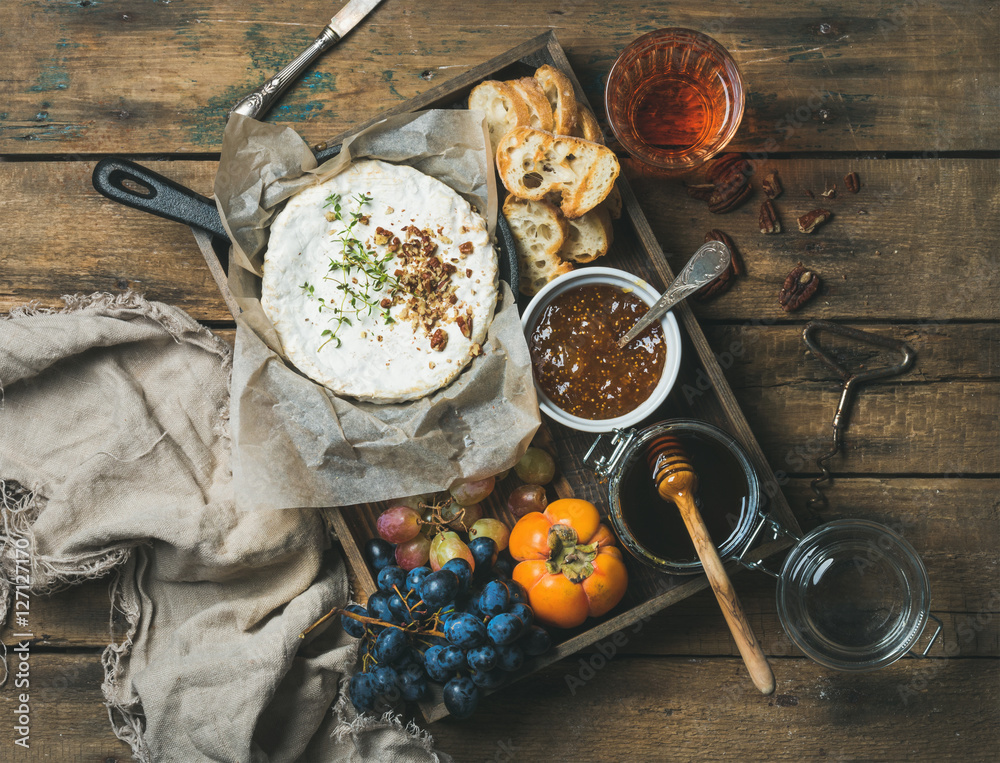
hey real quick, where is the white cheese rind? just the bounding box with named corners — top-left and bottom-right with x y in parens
top-left (261, 159), bottom-right (497, 403)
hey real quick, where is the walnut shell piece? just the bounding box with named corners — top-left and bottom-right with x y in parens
top-left (706, 152), bottom-right (753, 214)
top-left (759, 200), bottom-right (781, 234)
top-left (708, 181), bottom-right (752, 214)
top-left (778, 264), bottom-right (821, 312)
top-left (706, 153), bottom-right (752, 185)
top-left (797, 208), bottom-right (833, 234)
top-left (430, 328), bottom-right (448, 351)
top-left (685, 183), bottom-right (716, 202)
top-left (456, 314), bottom-right (473, 339)
top-left (762, 171), bottom-right (783, 199)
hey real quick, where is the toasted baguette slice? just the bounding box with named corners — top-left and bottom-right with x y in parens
top-left (534, 64), bottom-right (578, 136)
top-left (469, 80), bottom-right (530, 155)
top-left (559, 206), bottom-right (613, 264)
top-left (503, 195), bottom-right (573, 296)
top-left (496, 127), bottom-right (621, 219)
top-left (506, 77), bottom-right (554, 132)
top-left (576, 105), bottom-right (604, 144)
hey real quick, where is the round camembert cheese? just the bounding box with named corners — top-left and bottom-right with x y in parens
top-left (261, 159), bottom-right (497, 403)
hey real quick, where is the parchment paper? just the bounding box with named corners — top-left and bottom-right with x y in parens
top-left (214, 111), bottom-right (540, 510)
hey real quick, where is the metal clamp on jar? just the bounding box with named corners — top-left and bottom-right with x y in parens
top-left (585, 418), bottom-right (943, 672)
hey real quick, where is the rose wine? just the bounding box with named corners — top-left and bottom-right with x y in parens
top-left (606, 28), bottom-right (744, 171)
top-left (631, 74), bottom-right (716, 152)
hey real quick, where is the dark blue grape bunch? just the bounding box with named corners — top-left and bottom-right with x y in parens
top-left (331, 498), bottom-right (555, 720)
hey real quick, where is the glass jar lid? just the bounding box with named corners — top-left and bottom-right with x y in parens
top-left (776, 519), bottom-right (931, 671)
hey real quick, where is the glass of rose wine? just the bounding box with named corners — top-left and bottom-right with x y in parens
top-left (605, 28), bottom-right (745, 173)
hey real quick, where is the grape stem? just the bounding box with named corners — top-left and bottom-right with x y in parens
top-left (299, 606), bottom-right (446, 640)
top-left (418, 496), bottom-right (474, 534)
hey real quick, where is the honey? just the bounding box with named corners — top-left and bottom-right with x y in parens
top-left (618, 430), bottom-right (750, 563)
top-left (527, 283), bottom-right (665, 420)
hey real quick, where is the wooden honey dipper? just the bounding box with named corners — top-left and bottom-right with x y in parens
top-left (647, 435), bottom-right (776, 695)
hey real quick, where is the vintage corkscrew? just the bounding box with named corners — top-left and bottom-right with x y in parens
top-left (803, 321), bottom-right (916, 512)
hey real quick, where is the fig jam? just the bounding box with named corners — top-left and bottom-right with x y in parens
top-left (528, 283), bottom-right (665, 420)
top-left (619, 432), bottom-right (750, 562)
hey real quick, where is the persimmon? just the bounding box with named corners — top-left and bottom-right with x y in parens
top-left (509, 499), bottom-right (628, 629)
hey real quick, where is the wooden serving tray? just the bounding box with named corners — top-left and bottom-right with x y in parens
top-left (200, 31), bottom-right (801, 723)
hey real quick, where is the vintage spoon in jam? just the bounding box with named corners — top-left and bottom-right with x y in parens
top-left (647, 434), bottom-right (776, 695)
top-left (617, 240), bottom-right (730, 348)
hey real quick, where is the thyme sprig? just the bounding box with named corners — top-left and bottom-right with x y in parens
top-left (300, 191), bottom-right (400, 350)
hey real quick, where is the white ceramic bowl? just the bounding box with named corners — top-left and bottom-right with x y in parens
top-left (521, 267), bottom-right (683, 433)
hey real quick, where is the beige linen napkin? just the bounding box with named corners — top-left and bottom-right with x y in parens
top-left (0, 293), bottom-right (450, 762)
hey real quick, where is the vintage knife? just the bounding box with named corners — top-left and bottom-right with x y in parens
top-left (617, 241), bottom-right (731, 348)
top-left (230, 0), bottom-right (386, 120)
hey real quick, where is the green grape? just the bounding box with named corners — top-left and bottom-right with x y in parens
top-left (450, 476), bottom-right (496, 506)
top-left (429, 531), bottom-right (475, 572)
top-left (514, 447), bottom-right (556, 485)
top-left (468, 518), bottom-right (510, 552)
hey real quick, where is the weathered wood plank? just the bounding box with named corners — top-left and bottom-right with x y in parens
top-left (702, 323), bottom-right (1000, 386)
top-left (7, 479), bottom-right (995, 657)
top-left (2, 1), bottom-right (996, 153)
top-left (0, 651), bottom-right (129, 760)
top-left (210, 325), bottom-right (999, 475)
top-left (733, 380), bottom-right (998, 474)
top-left (698, 322), bottom-right (999, 471)
top-left (627, 583), bottom-right (999, 661)
top-left (216, 321), bottom-right (999, 386)
top-left (2, 158), bottom-right (997, 322)
top-left (545, 376), bottom-right (998, 491)
top-left (631, 157), bottom-right (1000, 322)
top-left (431, 656), bottom-right (1000, 762)
top-left (0, 160), bottom-right (225, 319)
top-left (2, 652), bottom-right (995, 761)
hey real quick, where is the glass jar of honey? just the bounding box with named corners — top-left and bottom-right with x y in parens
top-left (586, 418), bottom-right (942, 671)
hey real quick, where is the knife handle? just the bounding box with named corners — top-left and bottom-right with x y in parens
top-left (230, 25), bottom-right (341, 120)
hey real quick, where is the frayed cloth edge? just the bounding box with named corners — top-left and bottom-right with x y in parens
top-left (0, 481), bottom-right (135, 610)
top-left (102, 562), bottom-right (151, 763)
top-left (0, 482), bottom-right (136, 713)
top-left (332, 708), bottom-right (439, 756)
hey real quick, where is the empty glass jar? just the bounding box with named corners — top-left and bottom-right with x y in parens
top-left (586, 418), bottom-right (942, 671)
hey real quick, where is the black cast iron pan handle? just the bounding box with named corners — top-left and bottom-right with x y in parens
top-left (91, 154), bottom-right (518, 289)
top-left (92, 158), bottom-right (229, 241)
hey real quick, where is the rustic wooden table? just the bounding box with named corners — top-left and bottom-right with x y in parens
top-left (2, 1), bottom-right (998, 760)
